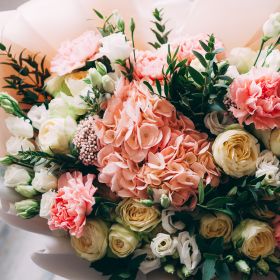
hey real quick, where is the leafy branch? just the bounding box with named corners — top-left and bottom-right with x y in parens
top-left (149, 8), bottom-right (171, 49)
top-left (115, 59), bottom-right (134, 82)
top-left (0, 43), bottom-right (51, 106)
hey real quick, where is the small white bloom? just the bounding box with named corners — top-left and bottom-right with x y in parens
top-left (39, 190), bottom-right (57, 219)
top-left (6, 136), bottom-right (35, 156)
top-left (15, 185), bottom-right (38, 198)
top-left (134, 245), bottom-right (161, 275)
top-left (86, 68), bottom-right (103, 89)
top-left (263, 12), bottom-right (280, 39)
top-left (32, 168), bottom-right (57, 193)
top-left (150, 233), bottom-right (177, 258)
top-left (102, 75), bottom-right (115, 93)
top-left (162, 208), bottom-right (185, 234)
top-left (64, 72), bottom-right (88, 96)
top-left (177, 232), bottom-right (201, 275)
top-left (5, 116), bottom-right (33, 138)
top-left (228, 47), bottom-right (256, 74)
top-left (27, 104), bottom-right (49, 130)
top-left (4, 165), bottom-right (31, 187)
top-left (100, 33), bottom-right (132, 62)
top-left (257, 48), bottom-right (280, 71)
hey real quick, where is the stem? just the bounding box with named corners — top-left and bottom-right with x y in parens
top-left (253, 37), bottom-right (268, 66)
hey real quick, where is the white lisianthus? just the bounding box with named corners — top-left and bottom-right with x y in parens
top-left (39, 190), bottom-right (56, 219)
top-left (109, 224), bottom-right (139, 258)
top-left (257, 48), bottom-right (280, 71)
top-left (100, 33), bottom-right (132, 62)
top-left (64, 71), bottom-right (88, 96)
top-left (27, 104), bottom-right (49, 130)
top-left (38, 117), bottom-right (77, 154)
top-left (256, 150), bottom-right (280, 186)
top-left (5, 116), bottom-right (33, 138)
top-left (102, 75), bottom-right (115, 93)
top-left (263, 12), bottom-right (280, 39)
top-left (86, 68), bottom-right (103, 89)
top-left (32, 168), bottom-right (57, 193)
top-left (212, 129), bottom-right (260, 177)
top-left (162, 208), bottom-right (185, 234)
top-left (134, 245), bottom-right (161, 275)
top-left (228, 47), bottom-right (256, 74)
top-left (15, 185), bottom-right (38, 198)
top-left (177, 232), bottom-right (201, 276)
top-left (4, 165), bottom-right (31, 187)
top-left (6, 136), bottom-right (35, 156)
top-left (71, 219), bottom-right (109, 262)
top-left (45, 75), bottom-right (68, 97)
top-left (150, 233), bottom-right (178, 258)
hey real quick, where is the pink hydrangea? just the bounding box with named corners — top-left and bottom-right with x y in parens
top-left (228, 67), bottom-right (280, 129)
top-left (95, 79), bottom-right (220, 206)
top-left (51, 30), bottom-right (101, 76)
top-left (48, 171), bottom-right (97, 237)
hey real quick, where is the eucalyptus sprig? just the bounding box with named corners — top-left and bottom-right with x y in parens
top-left (149, 8), bottom-right (171, 49)
top-left (0, 43), bottom-right (51, 106)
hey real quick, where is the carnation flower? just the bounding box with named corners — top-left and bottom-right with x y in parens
top-left (51, 30), bottom-right (101, 76)
top-left (48, 171), bottom-right (97, 237)
top-left (228, 67), bottom-right (280, 129)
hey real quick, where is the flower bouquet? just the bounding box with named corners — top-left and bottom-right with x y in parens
top-left (1, 5), bottom-right (280, 280)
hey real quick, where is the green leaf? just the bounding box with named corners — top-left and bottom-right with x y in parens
top-left (93, 9), bottom-right (104, 19)
top-left (155, 79), bottom-right (162, 96)
top-left (215, 261), bottom-right (230, 280)
top-left (206, 197), bottom-right (233, 208)
top-left (202, 257), bottom-right (217, 280)
top-left (188, 66), bottom-right (204, 86)
top-left (0, 42), bottom-right (6, 51)
top-left (192, 50), bottom-right (208, 68)
top-left (143, 81), bottom-right (154, 93)
top-left (198, 179), bottom-right (205, 204)
top-left (199, 40), bottom-right (210, 52)
top-left (209, 237), bottom-right (224, 255)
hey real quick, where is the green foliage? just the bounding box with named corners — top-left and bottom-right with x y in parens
top-left (149, 8), bottom-right (171, 49)
top-left (91, 197), bottom-right (118, 222)
top-left (90, 254), bottom-right (146, 280)
top-left (115, 59), bottom-right (134, 82)
top-left (80, 87), bottom-right (104, 115)
top-left (0, 44), bottom-right (51, 106)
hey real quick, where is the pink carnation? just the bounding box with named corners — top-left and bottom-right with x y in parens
top-left (228, 67), bottom-right (280, 129)
top-left (51, 30), bottom-right (101, 76)
top-left (48, 171), bottom-right (97, 237)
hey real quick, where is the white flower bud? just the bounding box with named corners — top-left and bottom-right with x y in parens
top-left (263, 12), bottom-right (280, 39)
top-left (102, 75), bottom-right (115, 93)
top-left (4, 165), bottom-right (31, 187)
top-left (32, 168), bottom-right (57, 193)
top-left (15, 199), bottom-right (40, 219)
top-left (15, 185), bottom-right (38, 198)
top-left (5, 116), bottom-right (33, 138)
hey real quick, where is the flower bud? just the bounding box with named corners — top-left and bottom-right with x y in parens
top-left (160, 194), bottom-right (171, 208)
top-left (0, 92), bottom-right (23, 116)
top-left (140, 199), bottom-right (154, 207)
top-left (164, 264), bottom-right (175, 274)
top-left (256, 259), bottom-right (270, 275)
top-left (87, 68), bottom-right (102, 89)
top-left (15, 185), bottom-right (38, 198)
top-left (225, 255), bottom-right (234, 263)
top-left (267, 254), bottom-right (280, 265)
top-left (15, 199), bottom-right (40, 219)
top-left (0, 156), bottom-right (14, 165)
top-left (102, 75), bottom-right (115, 93)
top-left (263, 12), bottom-right (280, 39)
top-left (235, 260), bottom-right (251, 275)
top-left (227, 186), bottom-right (238, 196)
top-left (95, 61), bottom-right (107, 76)
top-left (181, 265), bottom-right (192, 278)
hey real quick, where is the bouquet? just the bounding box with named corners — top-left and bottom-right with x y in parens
top-left (1, 7), bottom-right (280, 280)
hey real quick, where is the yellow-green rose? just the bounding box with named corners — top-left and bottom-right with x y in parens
top-left (116, 199), bottom-right (161, 232)
top-left (212, 129), bottom-right (260, 177)
top-left (199, 213), bottom-right (233, 243)
top-left (109, 224), bottom-right (139, 258)
top-left (232, 219), bottom-right (275, 260)
top-left (71, 219), bottom-right (108, 262)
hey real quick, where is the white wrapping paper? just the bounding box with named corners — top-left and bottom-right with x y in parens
top-left (0, 0), bottom-right (280, 279)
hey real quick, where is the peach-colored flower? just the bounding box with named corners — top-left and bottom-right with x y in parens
top-left (48, 171), bottom-right (97, 237)
top-left (273, 215), bottom-right (280, 248)
top-left (228, 67), bottom-right (280, 129)
top-left (51, 30), bottom-right (101, 76)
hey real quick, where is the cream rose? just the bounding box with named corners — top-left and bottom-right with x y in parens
top-left (150, 233), bottom-right (177, 258)
top-left (232, 219), bottom-right (275, 260)
top-left (71, 219), bottom-right (109, 262)
top-left (116, 199), bottom-right (161, 232)
top-left (109, 224), bottom-right (138, 258)
top-left (4, 165), bottom-right (31, 187)
top-left (38, 117), bottom-right (77, 154)
top-left (212, 129), bottom-right (260, 177)
top-left (199, 213), bottom-right (233, 243)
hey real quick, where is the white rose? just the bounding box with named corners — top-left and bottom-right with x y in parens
top-left (134, 245), bottom-right (161, 275)
top-left (5, 116), bottom-right (33, 138)
top-left (27, 104), bottom-right (49, 130)
top-left (150, 233), bottom-right (177, 258)
top-left (228, 48), bottom-right (256, 74)
top-left (212, 129), bottom-right (260, 177)
top-left (39, 190), bottom-right (57, 219)
top-left (177, 232), bottom-right (201, 276)
top-left (6, 136), bottom-right (35, 155)
top-left (38, 117), bottom-right (77, 154)
top-left (99, 33), bottom-right (132, 62)
top-left (263, 12), bottom-right (280, 39)
top-left (162, 208), bottom-right (185, 234)
top-left (32, 168), bottom-right (57, 193)
top-left (4, 165), bottom-right (31, 187)
top-left (256, 150), bottom-right (280, 186)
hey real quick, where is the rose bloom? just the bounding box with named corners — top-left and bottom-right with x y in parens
top-left (150, 233), bottom-right (177, 258)
top-left (51, 30), bottom-right (101, 76)
top-left (228, 67), bottom-right (280, 130)
top-left (213, 129), bottom-right (260, 178)
top-left (232, 219), bottom-right (275, 260)
top-left (71, 219), bottom-right (109, 262)
top-left (199, 213), bottom-right (233, 243)
top-left (48, 171), bottom-right (97, 238)
top-left (116, 198), bottom-right (161, 232)
top-left (273, 216), bottom-right (280, 248)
